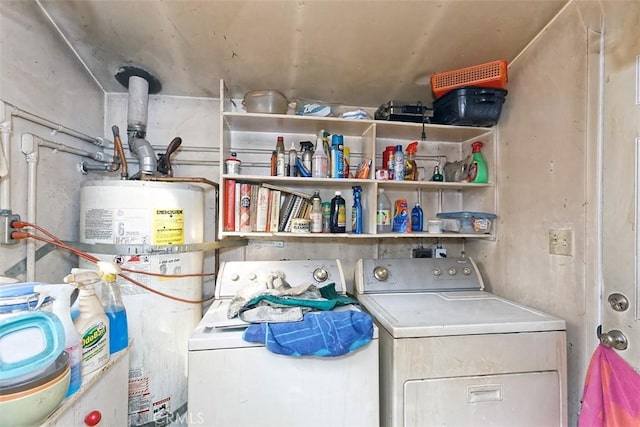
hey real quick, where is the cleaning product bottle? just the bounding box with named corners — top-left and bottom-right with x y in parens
top-left (411, 203), bottom-right (424, 232)
top-left (393, 144), bottom-right (404, 181)
top-left (96, 261), bottom-right (128, 354)
top-left (310, 191), bottom-right (323, 233)
top-left (288, 142), bottom-right (298, 177)
top-left (404, 141), bottom-right (418, 181)
top-left (300, 141), bottom-right (314, 173)
top-left (276, 136), bottom-right (285, 177)
top-left (468, 141), bottom-right (488, 183)
top-left (431, 165), bottom-right (444, 182)
top-left (35, 283), bottom-right (82, 397)
top-left (64, 268), bottom-right (110, 376)
top-left (330, 134), bottom-right (344, 178)
top-left (351, 186), bottom-right (363, 234)
top-left (376, 188), bottom-right (392, 233)
top-left (330, 191), bottom-right (346, 233)
top-left (312, 131), bottom-right (329, 178)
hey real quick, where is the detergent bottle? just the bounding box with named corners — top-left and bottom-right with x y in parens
top-left (64, 268), bottom-right (110, 376)
top-left (97, 261), bottom-right (128, 354)
top-left (468, 141), bottom-right (488, 183)
top-left (34, 283), bottom-right (82, 396)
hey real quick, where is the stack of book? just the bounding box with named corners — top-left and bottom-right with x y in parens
top-left (223, 182), bottom-right (312, 233)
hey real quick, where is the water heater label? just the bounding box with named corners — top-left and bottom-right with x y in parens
top-left (153, 209), bottom-right (185, 245)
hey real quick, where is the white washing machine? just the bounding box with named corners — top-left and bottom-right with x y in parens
top-left (188, 259), bottom-right (379, 427)
top-left (355, 257), bottom-right (567, 427)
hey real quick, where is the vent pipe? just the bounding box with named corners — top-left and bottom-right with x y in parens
top-left (115, 65), bottom-right (162, 178)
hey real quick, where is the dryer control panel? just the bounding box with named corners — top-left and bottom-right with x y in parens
top-left (355, 257), bottom-right (484, 294)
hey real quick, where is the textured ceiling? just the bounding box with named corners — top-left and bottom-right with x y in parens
top-left (38, 0), bottom-right (568, 108)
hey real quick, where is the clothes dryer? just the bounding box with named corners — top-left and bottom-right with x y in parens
top-left (355, 257), bottom-right (567, 427)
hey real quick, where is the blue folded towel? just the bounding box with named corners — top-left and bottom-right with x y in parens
top-left (243, 310), bottom-right (373, 357)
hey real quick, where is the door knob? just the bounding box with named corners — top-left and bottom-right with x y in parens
top-left (607, 293), bottom-right (629, 312)
top-left (597, 326), bottom-right (628, 350)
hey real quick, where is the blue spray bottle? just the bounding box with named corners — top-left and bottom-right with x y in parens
top-left (97, 261), bottom-right (128, 354)
top-left (352, 185), bottom-right (363, 234)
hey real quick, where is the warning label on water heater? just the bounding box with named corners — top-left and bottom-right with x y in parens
top-left (152, 209), bottom-right (184, 245)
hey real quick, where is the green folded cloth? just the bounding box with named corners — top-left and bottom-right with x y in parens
top-left (242, 283), bottom-right (358, 312)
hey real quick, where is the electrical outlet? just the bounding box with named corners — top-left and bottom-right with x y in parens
top-left (0, 210), bottom-right (20, 245)
top-left (549, 228), bottom-right (573, 256)
top-left (413, 248), bottom-right (432, 258)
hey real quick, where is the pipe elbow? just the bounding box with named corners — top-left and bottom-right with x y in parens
top-left (129, 137), bottom-right (157, 174)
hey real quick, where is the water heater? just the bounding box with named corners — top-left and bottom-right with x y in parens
top-left (80, 180), bottom-right (204, 426)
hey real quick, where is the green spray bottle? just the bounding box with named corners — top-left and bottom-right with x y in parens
top-left (468, 141), bottom-right (488, 183)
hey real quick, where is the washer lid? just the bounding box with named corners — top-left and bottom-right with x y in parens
top-left (357, 291), bottom-right (566, 338)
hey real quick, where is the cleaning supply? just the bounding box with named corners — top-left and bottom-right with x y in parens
top-left (330, 134), bottom-right (345, 178)
top-left (330, 191), bottom-right (346, 233)
top-left (411, 203), bottom-right (424, 232)
top-left (351, 186), bottom-right (363, 234)
top-left (404, 141), bottom-right (418, 181)
top-left (288, 142), bottom-right (298, 177)
top-left (64, 268), bottom-right (110, 376)
top-left (392, 199), bottom-right (410, 233)
top-left (312, 131), bottom-right (329, 178)
top-left (309, 191), bottom-right (323, 233)
top-left (468, 141), bottom-right (488, 183)
top-left (376, 188), bottom-right (392, 233)
top-left (276, 136), bottom-right (285, 177)
top-left (300, 141), bottom-right (314, 173)
top-left (393, 144), bottom-right (404, 181)
top-left (96, 261), bottom-right (128, 354)
top-left (33, 283), bottom-right (82, 397)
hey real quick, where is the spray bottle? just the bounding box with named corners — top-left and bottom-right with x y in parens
top-left (96, 261), bottom-right (128, 354)
top-left (312, 130), bottom-right (329, 178)
top-left (34, 283), bottom-right (82, 397)
top-left (404, 141), bottom-right (419, 181)
top-left (64, 268), bottom-right (110, 376)
top-left (351, 186), bottom-right (363, 234)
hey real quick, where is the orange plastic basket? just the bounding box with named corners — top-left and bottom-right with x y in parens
top-left (431, 60), bottom-right (508, 99)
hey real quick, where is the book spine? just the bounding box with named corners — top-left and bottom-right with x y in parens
top-left (269, 190), bottom-right (281, 232)
top-left (224, 179), bottom-right (236, 231)
top-left (239, 183), bottom-right (252, 232)
top-left (255, 187), bottom-right (270, 232)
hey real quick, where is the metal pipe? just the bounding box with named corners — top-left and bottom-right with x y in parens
top-left (0, 101), bottom-right (12, 210)
top-left (140, 175), bottom-right (219, 189)
top-left (10, 105), bottom-right (105, 147)
top-left (20, 134), bottom-right (38, 281)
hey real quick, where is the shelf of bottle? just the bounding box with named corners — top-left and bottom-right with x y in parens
top-left (221, 174), bottom-right (493, 190)
top-left (219, 231), bottom-right (495, 239)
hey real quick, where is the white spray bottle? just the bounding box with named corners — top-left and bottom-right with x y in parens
top-left (34, 283), bottom-right (83, 397)
top-left (64, 268), bottom-right (110, 376)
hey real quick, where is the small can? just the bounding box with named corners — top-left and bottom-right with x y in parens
top-left (291, 218), bottom-right (311, 233)
top-left (321, 202), bottom-right (331, 232)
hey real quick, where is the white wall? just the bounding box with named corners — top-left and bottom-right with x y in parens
top-left (0, 1), bottom-right (104, 282)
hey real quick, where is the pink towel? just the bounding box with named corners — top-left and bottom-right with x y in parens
top-left (578, 344), bottom-right (640, 426)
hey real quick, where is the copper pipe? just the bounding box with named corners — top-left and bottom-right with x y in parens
top-left (140, 175), bottom-right (218, 189)
top-left (111, 125), bottom-right (128, 179)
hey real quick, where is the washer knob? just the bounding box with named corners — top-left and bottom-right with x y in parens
top-left (433, 268), bottom-right (442, 276)
top-left (230, 273), bottom-right (239, 281)
top-left (248, 272), bottom-right (257, 281)
top-left (313, 268), bottom-right (328, 282)
top-left (462, 267), bottom-right (472, 275)
top-left (373, 266), bottom-right (388, 281)
top-left (448, 267), bottom-right (457, 276)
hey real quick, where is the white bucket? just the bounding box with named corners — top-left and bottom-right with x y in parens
top-left (80, 180), bottom-right (204, 426)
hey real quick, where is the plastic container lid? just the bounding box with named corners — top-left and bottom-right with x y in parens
top-left (436, 211), bottom-right (497, 219)
top-left (0, 311), bottom-right (66, 386)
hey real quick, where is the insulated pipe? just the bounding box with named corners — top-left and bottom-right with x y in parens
top-left (20, 133), bottom-right (38, 281)
top-left (127, 76), bottom-right (149, 137)
top-left (0, 101), bottom-right (12, 210)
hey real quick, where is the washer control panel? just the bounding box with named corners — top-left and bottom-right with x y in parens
top-left (355, 257), bottom-right (483, 294)
top-left (215, 259), bottom-right (346, 299)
